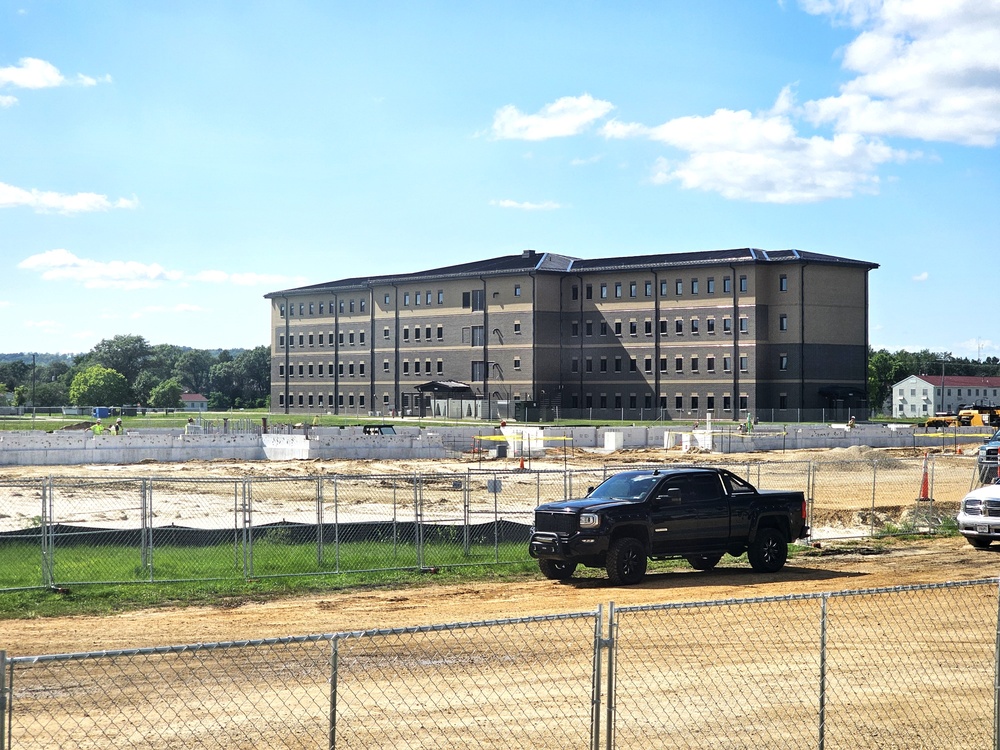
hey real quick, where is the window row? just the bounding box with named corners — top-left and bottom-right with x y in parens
top-left (277, 392), bottom-right (372, 409)
top-left (568, 315), bottom-right (783, 338)
top-left (570, 353), bottom-right (753, 375)
top-left (278, 331), bottom-right (367, 348)
top-left (569, 273), bottom-right (787, 302)
top-left (279, 362), bottom-right (367, 377)
top-left (565, 392), bottom-right (751, 413)
top-left (279, 298), bottom-right (368, 318)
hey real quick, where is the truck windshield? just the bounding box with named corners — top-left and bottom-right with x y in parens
top-left (589, 474), bottom-right (660, 501)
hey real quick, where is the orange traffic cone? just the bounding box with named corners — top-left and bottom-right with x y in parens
top-left (917, 451), bottom-right (931, 501)
top-left (519, 455), bottom-right (525, 470)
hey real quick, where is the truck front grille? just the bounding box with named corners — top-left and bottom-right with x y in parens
top-left (534, 511), bottom-right (577, 534)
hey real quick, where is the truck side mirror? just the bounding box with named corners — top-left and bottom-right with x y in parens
top-left (659, 487), bottom-right (682, 504)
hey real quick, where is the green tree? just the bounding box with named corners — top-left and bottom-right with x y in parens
top-left (132, 371), bottom-right (161, 406)
top-left (173, 349), bottom-right (215, 394)
top-left (232, 346), bottom-right (271, 407)
top-left (86, 335), bottom-right (152, 389)
top-left (148, 378), bottom-right (184, 410)
top-left (69, 366), bottom-right (130, 407)
top-left (145, 344), bottom-right (186, 381)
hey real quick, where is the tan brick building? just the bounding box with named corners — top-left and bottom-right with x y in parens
top-left (264, 247), bottom-right (877, 421)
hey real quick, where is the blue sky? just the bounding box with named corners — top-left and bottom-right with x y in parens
top-left (2, 0), bottom-right (998, 357)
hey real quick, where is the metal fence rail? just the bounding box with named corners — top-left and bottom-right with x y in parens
top-left (0, 456), bottom-right (982, 592)
top-left (3, 580), bottom-right (998, 749)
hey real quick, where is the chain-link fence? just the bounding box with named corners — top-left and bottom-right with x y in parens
top-left (0, 456), bottom-right (983, 592)
top-left (4, 579), bottom-right (998, 749)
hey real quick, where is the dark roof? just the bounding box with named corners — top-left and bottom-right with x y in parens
top-left (914, 375), bottom-right (1000, 389)
top-left (414, 380), bottom-right (475, 394)
top-left (265, 247), bottom-right (878, 298)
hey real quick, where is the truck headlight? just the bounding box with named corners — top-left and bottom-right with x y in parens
top-left (579, 513), bottom-right (600, 529)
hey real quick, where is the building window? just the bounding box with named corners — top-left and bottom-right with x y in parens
top-left (644, 281), bottom-right (652, 297)
top-left (644, 357), bottom-right (652, 373)
top-left (660, 280), bottom-right (668, 296)
top-left (779, 314), bottom-right (788, 331)
top-left (723, 356), bottom-right (732, 372)
top-left (514, 357), bottom-right (521, 370)
top-left (675, 395), bottom-right (683, 410)
top-left (403, 292), bottom-right (410, 306)
top-left (690, 319), bottom-right (699, 334)
top-left (779, 274), bottom-right (788, 292)
top-left (691, 279), bottom-right (699, 294)
top-left (360, 298), bottom-right (366, 312)
top-left (629, 282), bottom-right (637, 298)
top-left (436, 360), bottom-right (444, 375)
top-left (571, 358), bottom-right (579, 373)
top-left (472, 361), bottom-right (486, 381)
top-left (383, 359), bottom-right (390, 372)
top-left (629, 321), bottom-right (637, 336)
top-left (572, 285), bottom-right (579, 300)
top-left (585, 357), bottom-right (593, 373)
top-left (514, 284), bottom-right (521, 297)
top-left (779, 394), bottom-right (788, 409)
top-left (707, 356), bottom-right (715, 372)
top-left (349, 299), bottom-right (355, 313)
top-left (403, 361), bottom-right (409, 375)
top-left (723, 395), bottom-right (731, 412)
top-left (414, 293), bottom-right (420, 306)
top-left (583, 320), bottom-right (592, 336)
top-left (707, 278), bottom-right (715, 294)
top-left (600, 321), bottom-right (608, 336)
top-left (707, 395), bottom-right (715, 410)
top-left (437, 290), bottom-right (444, 304)
top-left (614, 356), bottom-right (622, 373)
top-left (513, 321), bottom-right (521, 334)
top-left (571, 321), bottom-right (580, 337)
top-left (739, 275), bottom-right (748, 293)
top-left (384, 294), bottom-right (390, 306)
top-left (739, 317), bottom-right (748, 334)
top-left (615, 282), bottom-right (622, 298)
top-left (600, 283), bottom-right (608, 299)
top-left (472, 325), bottom-right (485, 346)
top-left (383, 327), bottom-right (390, 340)
top-left (614, 321), bottom-right (622, 336)
top-left (675, 319), bottom-right (683, 334)
top-left (723, 277), bottom-right (731, 293)
top-left (723, 318), bottom-right (732, 334)
top-left (645, 320), bottom-right (652, 336)
top-left (298, 334), bottom-right (304, 347)
top-left (600, 357), bottom-right (608, 373)
top-left (740, 356), bottom-right (749, 372)
top-left (690, 356), bottom-right (699, 372)
top-left (279, 334), bottom-right (285, 347)
top-left (675, 279), bottom-right (683, 295)
top-left (308, 363), bottom-right (314, 376)
top-left (585, 284), bottom-right (593, 299)
top-left (660, 319), bottom-right (668, 335)
top-left (779, 354), bottom-right (788, 371)
top-left (414, 327), bottom-right (421, 341)
top-left (437, 325), bottom-right (444, 339)
top-left (675, 357), bottom-right (683, 373)
top-left (659, 357), bottom-right (667, 373)
top-left (402, 328), bottom-right (409, 342)
top-left (691, 395), bottom-right (699, 411)
top-left (706, 318), bottom-right (715, 334)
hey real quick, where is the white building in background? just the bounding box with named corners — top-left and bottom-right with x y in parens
top-left (891, 375), bottom-right (1000, 418)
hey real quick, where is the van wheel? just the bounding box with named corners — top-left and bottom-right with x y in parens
top-left (748, 528), bottom-right (788, 573)
top-left (538, 559), bottom-right (577, 580)
top-left (606, 537), bottom-right (647, 586)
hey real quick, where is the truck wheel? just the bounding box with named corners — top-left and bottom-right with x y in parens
top-left (969, 537), bottom-right (993, 550)
top-left (606, 537), bottom-right (647, 586)
top-left (538, 559), bottom-right (577, 580)
top-left (747, 528), bottom-right (788, 573)
top-left (686, 553), bottom-right (723, 571)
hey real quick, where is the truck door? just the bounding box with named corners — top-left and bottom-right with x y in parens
top-left (649, 472), bottom-right (730, 555)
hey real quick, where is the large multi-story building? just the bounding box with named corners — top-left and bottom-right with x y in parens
top-left (264, 247), bottom-right (878, 420)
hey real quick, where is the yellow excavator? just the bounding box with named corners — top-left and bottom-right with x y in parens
top-left (925, 400), bottom-right (1000, 428)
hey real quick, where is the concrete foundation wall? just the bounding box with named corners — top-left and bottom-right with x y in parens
top-left (0, 423), bottom-right (979, 466)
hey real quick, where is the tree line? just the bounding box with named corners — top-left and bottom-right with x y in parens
top-left (868, 348), bottom-right (1000, 414)
top-left (0, 335), bottom-right (270, 411)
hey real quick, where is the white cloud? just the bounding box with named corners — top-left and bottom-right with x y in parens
top-left (490, 199), bottom-right (564, 211)
top-left (18, 249), bottom-right (308, 290)
top-left (491, 94), bottom-right (614, 141)
top-left (0, 181), bottom-right (140, 214)
top-left (0, 57), bottom-right (64, 89)
top-left (0, 57), bottom-right (110, 92)
top-left (570, 155), bottom-right (603, 166)
top-left (912, 271), bottom-right (929, 281)
top-left (801, 0), bottom-right (1000, 146)
top-left (131, 304), bottom-right (207, 320)
top-left (0, 94), bottom-right (17, 107)
top-left (611, 96), bottom-right (913, 203)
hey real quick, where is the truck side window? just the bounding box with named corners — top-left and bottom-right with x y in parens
top-left (722, 472), bottom-right (755, 495)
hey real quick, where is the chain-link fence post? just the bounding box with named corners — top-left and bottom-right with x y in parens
top-left (601, 602), bottom-right (613, 750)
top-left (870, 462), bottom-right (877, 537)
top-left (819, 595), bottom-right (828, 750)
top-left (1, 649), bottom-right (7, 750)
top-left (414, 473), bottom-right (424, 571)
top-left (330, 637), bottom-right (339, 750)
top-left (41, 477), bottom-right (53, 588)
top-left (994, 578), bottom-right (1000, 750)
top-left (316, 475), bottom-right (324, 567)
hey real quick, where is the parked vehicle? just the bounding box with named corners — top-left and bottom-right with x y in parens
top-left (977, 429), bottom-right (1000, 483)
top-left (528, 467), bottom-right (809, 585)
top-left (956, 484), bottom-right (1000, 548)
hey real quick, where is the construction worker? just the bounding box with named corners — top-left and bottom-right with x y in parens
top-left (90, 419), bottom-right (104, 435)
top-left (111, 418), bottom-right (124, 435)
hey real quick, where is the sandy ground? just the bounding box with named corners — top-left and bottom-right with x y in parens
top-left (1, 442), bottom-right (993, 656)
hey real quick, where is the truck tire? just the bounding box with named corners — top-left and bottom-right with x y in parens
top-left (606, 537), bottom-right (647, 586)
top-left (686, 553), bottom-right (723, 571)
top-left (747, 527), bottom-right (788, 573)
top-left (969, 537), bottom-right (993, 550)
top-left (538, 559), bottom-right (577, 580)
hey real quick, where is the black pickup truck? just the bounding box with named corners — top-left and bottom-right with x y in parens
top-left (529, 467), bottom-right (809, 585)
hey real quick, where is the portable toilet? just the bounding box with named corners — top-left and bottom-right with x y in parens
top-left (91, 406), bottom-right (111, 419)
